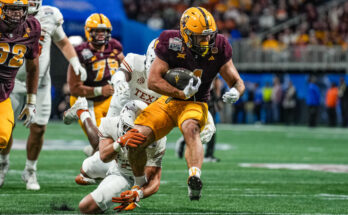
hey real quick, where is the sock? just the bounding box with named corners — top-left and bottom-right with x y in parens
top-left (189, 166), bottom-right (201, 178)
top-left (0, 154), bottom-right (9, 163)
top-left (25, 159), bottom-right (38, 171)
top-left (134, 175), bottom-right (147, 187)
top-left (77, 110), bottom-right (90, 123)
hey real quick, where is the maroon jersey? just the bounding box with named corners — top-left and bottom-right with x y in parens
top-left (75, 38), bottom-right (123, 101)
top-left (155, 30), bottom-right (232, 102)
top-left (0, 16), bottom-right (41, 102)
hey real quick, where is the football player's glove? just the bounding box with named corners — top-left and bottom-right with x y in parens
top-left (222, 87), bottom-right (240, 104)
top-left (112, 186), bottom-right (142, 212)
top-left (200, 111), bottom-right (216, 144)
top-left (117, 129), bottom-right (146, 148)
top-left (183, 77), bottom-right (201, 99)
top-left (70, 56), bottom-right (87, 81)
top-left (18, 104), bottom-right (36, 128)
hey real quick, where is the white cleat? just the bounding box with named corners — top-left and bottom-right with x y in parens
top-left (0, 161), bottom-right (9, 188)
top-left (63, 97), bottom-right (88, 125)
top-left (22, 169), bottom-right (40, 190)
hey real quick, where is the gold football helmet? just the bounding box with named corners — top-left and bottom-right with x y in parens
top-left (0, 0), bottom-right (28, 26)
top-left (180, 7), bottom-right (217, 57)
top-left (85, 13), bottom-right (112, 46)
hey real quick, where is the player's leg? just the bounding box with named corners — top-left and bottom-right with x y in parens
top-left (178, 101), bottom-right (208, 201)
top-left (21, 83), bottom-right (51, 190)
top-left (64, 97), bottom-right (99, 150)
top-left (79, 174), bottom-right (133, 213)
top-left (75, 151), bottom-right (115, 185)
top-left (175, 136), bottom-right (185, 159)
top-left (0, 98), bottom-right (16, 187)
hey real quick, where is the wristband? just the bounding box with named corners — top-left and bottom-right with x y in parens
top-left (93, 87), bottom-right (102, 96)
top-left (69, 56), bottom-right (80, 67)
top-left (26, 94), bottom-right (36, 105)
top-left (113, 141), bottom-right (121, 152)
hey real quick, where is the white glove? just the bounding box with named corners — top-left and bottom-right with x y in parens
top-left (70, 56), bottom-right (87, 81)
top-left (200, 111), bottom-right (216, 144)
top-left (222, 87), bottom-right (240, 104)
top-left (183, 77), bottom-right (201, 99)
top-left (115, 81), bottom-right (130, 96)
top-left (18, 104), bottom-right (36, 128)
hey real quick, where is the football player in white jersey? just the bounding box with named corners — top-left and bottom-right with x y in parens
top-left (64, 97), bottom-right (164, 213)
top-left (0, 0), bottom-right (87, 190)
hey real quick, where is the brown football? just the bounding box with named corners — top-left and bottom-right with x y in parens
top-left (164, 68), bottom-right (198, 90)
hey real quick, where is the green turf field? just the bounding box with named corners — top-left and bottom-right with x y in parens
top-left (1, 122), bottom-right (348, 214)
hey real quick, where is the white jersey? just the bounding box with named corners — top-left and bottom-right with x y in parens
top-left (121, 54), bottom-right (161, 104)
top-left (16, 6), bottom-right (66, 86)
top-left (98, 116), bottom-right (166, 177)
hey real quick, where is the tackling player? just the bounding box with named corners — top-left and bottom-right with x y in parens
top-left (65, 98), bottom-right (164, 214)
top-left (0, 0), bottom-right (40, 187)
top-left (119, 7), bottom-right (245, 201)
top-left (67, 13), bottom-right (124, 134)
top-left (0, 0), bottom-right (87, 190)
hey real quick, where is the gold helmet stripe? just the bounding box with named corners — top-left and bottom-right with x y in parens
top-left (197, 7), bottom-right (209, 30)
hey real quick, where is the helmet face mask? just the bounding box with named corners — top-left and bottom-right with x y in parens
top-left (180, 7), bottom-right (217, 57)
top-left (0, 0), bottom-right (28, 27)
top-left (89, 28), bottom-right (111, 46)
top-left (28, 0), bottom-right (42, 15)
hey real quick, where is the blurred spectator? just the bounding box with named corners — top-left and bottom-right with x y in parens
top-left (271, 77), bottom-right (283, 123)
top-left (306, 76), bottom-right (321, 127)
top-left (253, 83), bottom-right (263, 123)
top-left (325, 82), bottom-right (338, 127)
top-left (282, 81), bottom-right (297, 125)
top-left (147, 13), bottom-right (164, 30)
top-left (338, 77), bottom-right (348, 127)
top-left (262, 82), bottom-right (273, 123)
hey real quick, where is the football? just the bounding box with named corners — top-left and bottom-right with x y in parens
top-left (164, 68), bottom-right (199, 90)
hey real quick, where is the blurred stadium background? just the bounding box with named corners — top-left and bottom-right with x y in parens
top-left (6, 0), bottom-right (348, 214)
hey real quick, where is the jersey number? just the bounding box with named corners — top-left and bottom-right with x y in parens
top-left (0, 43), bottom-right (27, 68)
top-left (92, 58), bottom-right (119, 82)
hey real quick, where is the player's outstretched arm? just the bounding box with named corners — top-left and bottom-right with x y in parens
top-left (220, 59), bottom-right (245, 104)
top-left (18, 57), bottom-right (39, 127)
top-left (67, 65), bottom-right (114, 98)
top-left (55, 37), bottom-right (87, 81)
top-left (148, 57), bottom-right (186, 99)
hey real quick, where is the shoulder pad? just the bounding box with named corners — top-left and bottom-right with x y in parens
top-left (41, 6), bottom-right (64, 25)
top-left (121, 53), bottom-right (145, 73)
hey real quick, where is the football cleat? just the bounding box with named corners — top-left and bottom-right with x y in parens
top-left (75, 174), bottom-right (96, 185)
top-left (63, 97), bottom-right (88, 125)
top-left (22, 169), bottom-right (40, 190)
top-left (187, 175), bottom-right (203, 201)
top-left (0, 160), bottom-right (9, 188)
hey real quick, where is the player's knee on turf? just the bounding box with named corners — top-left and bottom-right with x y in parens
top-left (79, 195), bottom-right (102, 214)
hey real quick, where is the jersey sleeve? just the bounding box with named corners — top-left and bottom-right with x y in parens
top-left (98, 117), bottom-right (119, 140)
top-left (24, 17), bottom-right (41, 59)
top-left (51, 7), bottom-right (66, 42)
top-left (221, 35), bottom-right (232, 65)
top-left (154, 31), bottom-right (170, 63)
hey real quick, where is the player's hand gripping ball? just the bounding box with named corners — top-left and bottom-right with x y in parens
top-left (164, 68), bottom-right (199, 90)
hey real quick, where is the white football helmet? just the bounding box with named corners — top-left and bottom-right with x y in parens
top-left (28, 0), bottom-right (42, 14)
top-left (116, 100), bottom-right (148, 137)
top-left (144, 38), bottom-right (157, 78)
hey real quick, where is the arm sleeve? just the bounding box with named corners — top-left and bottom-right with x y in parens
top-left (154, 32), bottom-right (170, 63)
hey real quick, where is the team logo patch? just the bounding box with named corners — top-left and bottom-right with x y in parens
top-left (43, 7), bottom-right (54, 15)
top-left (211, 47), bottom-right (218, 54)
top-left (177, 53), bottom-right (186, 59)
top-left (208, 56), bottom-right (215, 61)
top-left (169, 37), bottom-right (182, 52)
top-left (137, 77), bottom-right (145, 84)
top-left (82, 49), bottom-right (94, 60)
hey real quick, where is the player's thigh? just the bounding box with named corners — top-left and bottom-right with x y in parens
top-left (0, 98), bottom-right (14, 148)
top-left (93, 96), bottom-right (112, 127)
top-left (10, 80), bottom-right (26, 119)
top-left (91, 174), bottom-right (133, 211)
top-left (134, 97), bottom-right (176, 141)
top-left (82, 151), bottom-right (116, 179)
top-left (178, 101), bottom-right (208, 133)
top-left (34, 83), bottom-right (51, 125)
